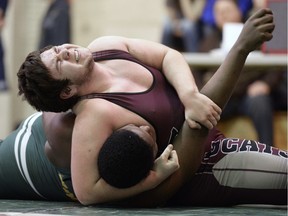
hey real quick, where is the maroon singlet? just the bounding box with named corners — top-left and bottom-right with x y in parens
top-left (80, 50), bottom-right (185, 155)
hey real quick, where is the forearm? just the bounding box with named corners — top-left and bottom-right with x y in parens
top-left (114, 9), bottom-right (274, 207)
top-left (162, 48), bottom-right (222, 130)
top-left (162, 49), bottom-right (199, 102)
top-left (112, 123), bottom-right (208, 207)
top-left (112, 46), bottom-right (248, 208)
top-left (200, 44), bottom-right (249, 109)
top-left (112, 47), bottom-right (248, 207)
top-left (201, 8), bottom-right (275, 108)
top-left (174, 44), bottom-right (249, 183)
top-left (81, 171), bottom-right (164, 205)
top-left (85, 150), bottom-right (180, 205)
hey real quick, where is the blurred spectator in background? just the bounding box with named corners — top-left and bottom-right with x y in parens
top-left (194, 0), bottom-right (287, 146)
top-left (0, 0), bottom-right (9, 90)
top-left (250, 0), bottom-right (266, 14)
top-left (161, 0), bottom-right (206, 52)
top-left (197, 0), bottom-right (253, 51)
top-left (39, 0), bottom-right (71, 49)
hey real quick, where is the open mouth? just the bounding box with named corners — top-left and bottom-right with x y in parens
top-left (74, 49), bottom-right (79, 63)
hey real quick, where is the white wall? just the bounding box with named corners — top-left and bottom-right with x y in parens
top-left (0, 0), bottom-right (166, 137)
top-left (72, 0), bottom-right (165, 45)
top-left (1, 0), bottom-right (49, 137)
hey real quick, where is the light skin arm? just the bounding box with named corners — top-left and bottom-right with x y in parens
top-left (88, 36), bottom-right (221, 130)
top-left (113, 8), bottom-right (275, 207)
top-left (43, 8), bottom-right (273, 207)
top-left (70, 100), bottom-right (179, 205)
top-left (42, 110), bottom-right (179, 205)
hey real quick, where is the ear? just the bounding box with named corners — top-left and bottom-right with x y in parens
top-left (60, 86), bottom-right (76, 99)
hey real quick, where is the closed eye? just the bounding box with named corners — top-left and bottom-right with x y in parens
top-left (65, 51), bottom-right (70, 59)
top-left (53, 46), bottom-right (61, 72)
top-left (56, 59), bottom-right (61, 72)
top-left (54, 46), bottom-right (59, 54)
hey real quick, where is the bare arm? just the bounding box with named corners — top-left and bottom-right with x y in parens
top-left (88, 36), bottom-right (221, 130)
top-left (42, 109), bottom-right (178, 205)
top-left (42, 111), bottom-right (75, 168)
top-left (126, 38), bottom-right (221, 129)
top-left (113, 8), bottom-right (275, 207)
top-left (70, 100), bottom-right (178, 205)
top-left (200, 8), bottom-right (274, 107)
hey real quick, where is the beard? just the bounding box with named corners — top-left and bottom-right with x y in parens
top-left (76, 55), bottom-right (94, 84)
top-left (84, 54), bottom-right (94, 74)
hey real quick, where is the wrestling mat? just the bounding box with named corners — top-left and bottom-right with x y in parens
top-left (0, 200), bottom-right (286, 216)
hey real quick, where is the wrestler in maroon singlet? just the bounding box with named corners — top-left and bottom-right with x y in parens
top-left (81, 50), bottom-right (287, 206)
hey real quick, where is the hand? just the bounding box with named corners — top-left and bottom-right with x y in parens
top-left (247, 80), bottom-right (270, 97)
top-left (152, 144), bottom-right (180, 184)
top-left (183, 92), bottom-right (222, 129)
top-left (235, 8), bottom-right (275, 54)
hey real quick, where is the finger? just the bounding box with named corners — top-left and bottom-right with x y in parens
top-left (164, 144), bottom-right (173, 152)
top-left (209, 117), bottom-right (218, 127)
top-left (170, 150), bottom-right (179, 169)
top-left (252, 8), bottom-right (273, 19)
top-left (213, 104), bottom-right (222, 115)
top-left (202, 119), bottom-right (213, 130)
top-left (206, 110), bottom-right (220, 128)
top-left (259, 23), bottom-right (275, 33)
top-left (161, 144), bottom-right (173, 159)
top-left (210, 108), bottom-right (221, 121)
top-left (169, 150), bottom-right (178, 161)
top-left (213, 111), bottom-right (221, 121)
top-left (187, 120), bottom-right (202, 129)
top-left (255, 13), bottom-right (273, 25)
top-left (167, 144), bottom-right (173, 149)
top-left (262, 32), bottom-right (273, 42)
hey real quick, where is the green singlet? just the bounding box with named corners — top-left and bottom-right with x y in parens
top-left (0, 112), bottom-right (77, 201)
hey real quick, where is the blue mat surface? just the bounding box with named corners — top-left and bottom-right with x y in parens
top-left (0, 200), bottom-right (286, 215)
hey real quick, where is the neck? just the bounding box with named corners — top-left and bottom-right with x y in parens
top-left (77, 62), bottom-right (113, 96)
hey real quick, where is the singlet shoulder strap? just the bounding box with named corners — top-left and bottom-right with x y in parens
top-left (92, 49), bottom-right (139, 62)
top-left (81, 49), bottom-right (148, 101)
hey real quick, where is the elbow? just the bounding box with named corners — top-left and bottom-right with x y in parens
top-left (167, 48), bottom-right (182, 56)
top-left (75, 191), bottom-right (103, 206)
top-left (78, 199), bottom-right (93, 206)
top-left (77, 194), bottom-right (96, 206)
top-left (77, 196), bottom-right (104, 206)
top-left (73, 179), bottom-right (108, 206)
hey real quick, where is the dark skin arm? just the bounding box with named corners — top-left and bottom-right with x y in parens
top-left (112, 8), bottom-right (275, 207)
top-left (43, 111), bottom-right (75, 169)
top-left (42, 8), bottom-right (274, 207)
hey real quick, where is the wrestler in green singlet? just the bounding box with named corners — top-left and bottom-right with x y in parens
top-left (0, 112), bottom-right (76, 201)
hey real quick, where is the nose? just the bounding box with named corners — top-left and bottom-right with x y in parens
top-left (57, 47), bottom-right (70, 61)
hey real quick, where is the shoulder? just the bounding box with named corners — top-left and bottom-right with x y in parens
top-left (42, 112), bottom-right (75, 143)
top-left (87, 36), bottom-right (129, 52)
top-left (73, 99), bottom-right (119, 128)
top-left (75, 98), bottom-right (115, 114)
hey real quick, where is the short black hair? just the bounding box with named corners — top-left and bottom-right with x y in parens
top-left (98, 129), bottom-right (154, 188)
